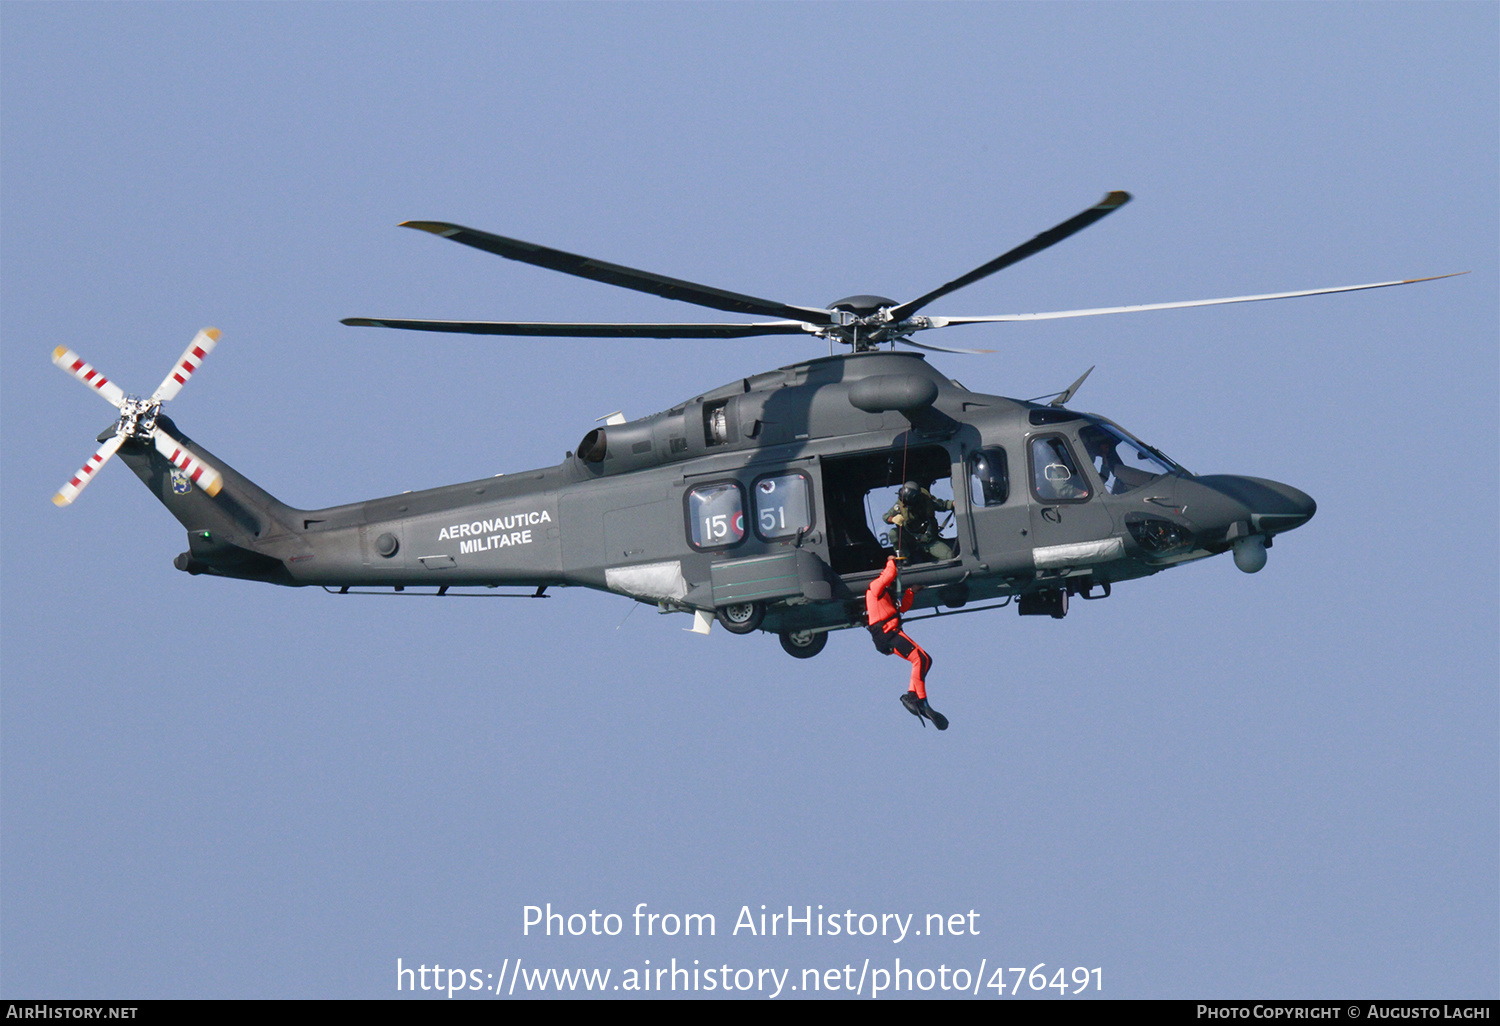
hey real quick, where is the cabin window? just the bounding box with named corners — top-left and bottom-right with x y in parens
top-left (1030, 435), bottom-right (1091, 502)
top-left (753, 472), bottom-right (813, 540)
top-left (686, 482), bottom-right (745, 550)
top-left (968, 447), bottom-right (1009, 507)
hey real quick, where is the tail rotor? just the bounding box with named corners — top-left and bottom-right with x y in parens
top-left (50, 329), bottom-right (225, 506)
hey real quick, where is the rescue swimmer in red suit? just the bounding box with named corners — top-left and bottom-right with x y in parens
top-left (866, 555), bottom-right (948, 730)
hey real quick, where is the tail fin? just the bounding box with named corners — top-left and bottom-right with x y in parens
top-left (116, 414), bottom-right (304, 585)
top-left (51, 328), bottom-right (306, 585)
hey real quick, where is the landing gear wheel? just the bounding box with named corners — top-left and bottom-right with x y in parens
top-left (779, 629), bottom-right (828, 659)
top-left (716, 601), bottom-right (764, 635)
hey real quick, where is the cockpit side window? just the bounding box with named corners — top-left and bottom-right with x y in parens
top-left (968, 447), bottom-right (1009, 507)
top-left (1030, 435), bottom-right (1091, 503)
top-left (1078, 423), bottom-right (1176, 495)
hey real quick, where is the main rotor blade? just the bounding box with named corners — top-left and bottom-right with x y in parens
top-left (52, 346), bottom-right (126, 408)
top-left (400, 222), bottom-right (836, 326)
top-left (888, 191), bottom-right (1132, 322)
top-left (921, 274), bottom-right (1466, 327)
top-left (341, 317), bottom-right (815, 339)
top-left (896, 336), bottom-right (996, 356)
top-left (151, 328), bottom-right (220, 403)
top-left (53, 434), bottom-right (125, 507)
top-left (152, 428), bottom-right (223, 497)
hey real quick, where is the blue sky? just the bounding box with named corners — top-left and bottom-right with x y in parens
top-left (3, 2), bottom-right (1495, 999)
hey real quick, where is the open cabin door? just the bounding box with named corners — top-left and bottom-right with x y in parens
top-left (819, 444), bottom-right (961, 581)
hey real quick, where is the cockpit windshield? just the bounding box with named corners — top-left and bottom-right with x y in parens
top-left (1078, 421), bottom-right (1183, 495)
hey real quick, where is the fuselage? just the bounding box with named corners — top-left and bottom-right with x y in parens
top-left (122, 351), bottom-right (1314, 635)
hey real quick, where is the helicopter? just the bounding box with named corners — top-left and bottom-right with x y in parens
top-left (51, 191), bottom-right (1453, 659)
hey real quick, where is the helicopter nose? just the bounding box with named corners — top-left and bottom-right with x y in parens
top-left (1195, 475), bottom-right (1317, 533)
top-left (1181, 475), bottom-right (1316, 573)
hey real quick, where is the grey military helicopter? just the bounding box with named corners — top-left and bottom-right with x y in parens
top-left (52, 192), bottom-right (1452, 659)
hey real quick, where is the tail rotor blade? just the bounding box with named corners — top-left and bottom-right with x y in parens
top-left (52, 346), bottom-right (126, 408)
top-left (151, 328), bottom-right (221, 403)
top-left (151, 428), bottom-right (223, 497)
top-left (53, 435), bottom-right (125, 507)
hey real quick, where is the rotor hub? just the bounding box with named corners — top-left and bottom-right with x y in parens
top-left (116, 396), bottom-right (161, 440)
top-left (818, 298), bottom-right (927, 351)
top-left (828, 295), bottom-right (897, 317)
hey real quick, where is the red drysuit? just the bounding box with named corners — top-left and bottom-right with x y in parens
top-left (865, 556), bottom-right (932, 699)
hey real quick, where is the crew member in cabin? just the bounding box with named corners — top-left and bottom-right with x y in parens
top-left (883, 481), bottom-right (954, 562)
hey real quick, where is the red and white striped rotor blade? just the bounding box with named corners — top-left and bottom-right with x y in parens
top-left (151, 328), bottom-right (221, 403)
top-left (151, 428), bottom-right (223, 497)
top-left (53, 434), bottom-right (125, 507)
top-left (52, 346), bottom-right (126, 408)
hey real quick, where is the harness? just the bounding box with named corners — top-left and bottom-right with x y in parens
top-left (867, 580), bottom-right (904, 643)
